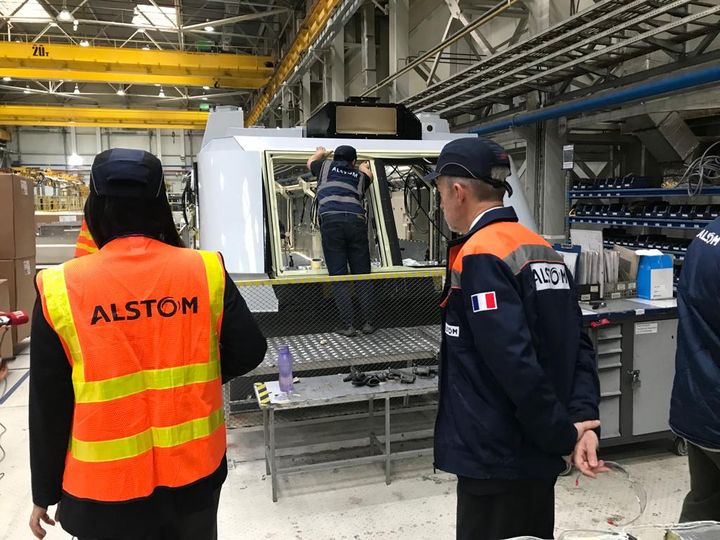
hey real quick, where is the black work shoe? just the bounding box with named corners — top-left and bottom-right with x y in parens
top-left (360, 323), bottom-right (376, 335)
top-left (335, 326), bottom-right (357, 337)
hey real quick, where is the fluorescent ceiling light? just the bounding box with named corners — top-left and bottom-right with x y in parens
top-left (202, 85), bottom-right (210, 90)
top-left (72, 19), bottom-right (78, 31)
top-left (23, 86), bottom-right (30, 94)
top-left (158, 87), bottom-right (165, 98)
top-left (204, 25), bottom-right (214, 32)
top-left (79, 39), bottom-right (89, 47)
top-left (201, 97), bottom-right (208, 101)
top-left (116, 88), bottom-right (125, 96)
top-left (2, 76), bottom-right (11, 82)
top-left (142, 45), bottom-right (150, 50)
top-left (73, 84), bottom-right (80, 94)
top-left (0, 0), bottom-right (51, 23)
top-left (132, 4), bottom-right (177, 30)
top-left (57, 8), bottom-right (73, 22)
top-left (68, 153), bottom-right (84, 167)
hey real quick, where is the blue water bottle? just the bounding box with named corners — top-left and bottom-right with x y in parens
top-left (278, 345), bottom-right (294, 393)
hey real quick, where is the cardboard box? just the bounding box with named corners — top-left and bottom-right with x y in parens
top-left (0, 257), bottom-right (36, 347)
top-left (637, 251), bottom-right (674, 300)
top-left (0, 173), bottom-right (36, 259)
top-left (0, 279), bottom-right (13, 360)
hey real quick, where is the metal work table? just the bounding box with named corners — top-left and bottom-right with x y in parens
top-left (255, 374), bottom-right (438, 502)
top-left (255, 325), bottom-right (440, 376)
top-left (580, 298), bottom-right (677, 323)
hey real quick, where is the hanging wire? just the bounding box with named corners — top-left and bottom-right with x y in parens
top-left (679, 140), bottom-right (720, 197)
top-left (0, 327), bottom-right (8, 482)
top-left (390, 164), bottom-right (450, 241)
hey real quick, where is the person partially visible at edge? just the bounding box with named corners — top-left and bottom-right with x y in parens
top-left (428, 137), bottom-right (607, 540)
top-left (74, 217), bottom-right (98, 257)
top-left (307, 144), bottom-right (375, 337)
top-left (670, 217), bottom-right (720, 522)
top-left (29, 148), bottom-right (267, 540)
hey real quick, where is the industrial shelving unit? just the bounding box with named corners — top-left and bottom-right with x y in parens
top-left (567, 180), bottom-right (693, 450)
top-left (569, 187), bottom-right (720, 198)
top-left (603, 243), bottom-right (687, 261)
top-left (567, 181), bottom-right (720, 291)
top-left (569, 216), bottom-right (709, 230)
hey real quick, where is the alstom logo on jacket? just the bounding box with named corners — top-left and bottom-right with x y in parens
top-left (531, 262), bottom-right (570, 291)
top-left (316, 160), bottom-right (367, 216)
top-left (91, 296), bottom-right (199, 325)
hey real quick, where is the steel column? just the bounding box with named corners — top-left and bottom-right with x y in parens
top-left (361, 3), bottom-right (377, 93)
top-left (388, 0), bottom-right (409, 102)
top-left (330, 30), bottom-right (346, 101)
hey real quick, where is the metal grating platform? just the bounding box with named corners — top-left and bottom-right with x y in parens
top-left (403, 0), bottom-right (720, 118)
top-left (252, 325), bottom-right (441, 376)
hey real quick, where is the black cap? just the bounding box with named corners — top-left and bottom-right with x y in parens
top-left (334, 145), bottom-right (357, 162)
top-left (424, 137), bottom-right (512, 195)
top-left (91, 148), bottom-right (165, 199)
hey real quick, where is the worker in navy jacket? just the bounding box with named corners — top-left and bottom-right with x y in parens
top-left (427, 138), bottom-right (605, 540)
top-left (307, 145), bottom-right (374, 337)
top-left (671, 217), bottom-right (720, 522)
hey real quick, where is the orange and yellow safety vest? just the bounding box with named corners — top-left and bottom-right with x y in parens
top-left (37, 236), bottom-right (226, 502)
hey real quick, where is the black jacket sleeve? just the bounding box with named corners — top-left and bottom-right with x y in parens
top-left (309, 160), bottom-right (324, 178)
top-left (29, 292), bottom-right (75, 508)
top-left (568, 303), bottom-right (601, 426)
top-left (461, 254), bottom-right (578, 456)
top-left (219, 271), bottom-right (267, 381)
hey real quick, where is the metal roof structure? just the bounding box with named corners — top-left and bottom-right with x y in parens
top-left (401, 0), bottom-right (720, 120)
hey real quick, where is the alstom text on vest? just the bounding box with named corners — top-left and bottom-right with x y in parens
top-left (91, 296), bottom-right (199, 325)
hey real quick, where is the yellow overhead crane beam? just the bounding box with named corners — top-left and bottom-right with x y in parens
top-left (0, 105), bottom-right (209, 130)
top-left (0, 42), bottom-right (274, 90)
top-left (246, 0), bottom-right (341, 126)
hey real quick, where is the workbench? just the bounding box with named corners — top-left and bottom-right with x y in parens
top-left (238, 298), bottom-right (685, 501)
top-left (254, 374), bottom-right (438, 502)
top-left (580, 297), bottom-right (681, 452)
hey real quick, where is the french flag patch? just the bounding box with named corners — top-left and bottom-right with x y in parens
top-left (471, 291), bottom-right (498, 312)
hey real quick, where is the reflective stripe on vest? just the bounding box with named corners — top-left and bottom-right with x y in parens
top-left (37, 239), bottom-right (226, 501)
top-left (70, 407), bottom-right (225, 462)
top-left (74, 220), bottom-right (99, 257)
top-left (316, 160), bottom-right (365, 216)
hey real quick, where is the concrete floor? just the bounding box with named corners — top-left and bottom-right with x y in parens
top-left (0, 345), bottom-right (690, 540)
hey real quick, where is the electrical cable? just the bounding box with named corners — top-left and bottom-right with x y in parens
top-left (0, 327), bottom-right (9, 482)
top-left (300, 194), bottom-right (308, 225)
top-left (678, 140), bottom-right (720, 196)
top-left (385, 163), bottom-right (448, 241)
top-left (181, 174), bottom-right (192, 227)
top-left (0, 417), bottom-right (6, 481)
top-left (404, 166), bottom-right (450, 241)
top-left (403, 173), bottom-right (428, 234)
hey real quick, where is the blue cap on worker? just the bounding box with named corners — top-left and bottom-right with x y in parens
top-left (91, 148), bottom-right (165, 199)
top-left (424, 137), bottom-right (512, 195)
top-left (334, 145), bottom-right (357, 162)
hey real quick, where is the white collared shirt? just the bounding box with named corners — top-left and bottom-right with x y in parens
top-left (467, 205), bottom-right (503, 234)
